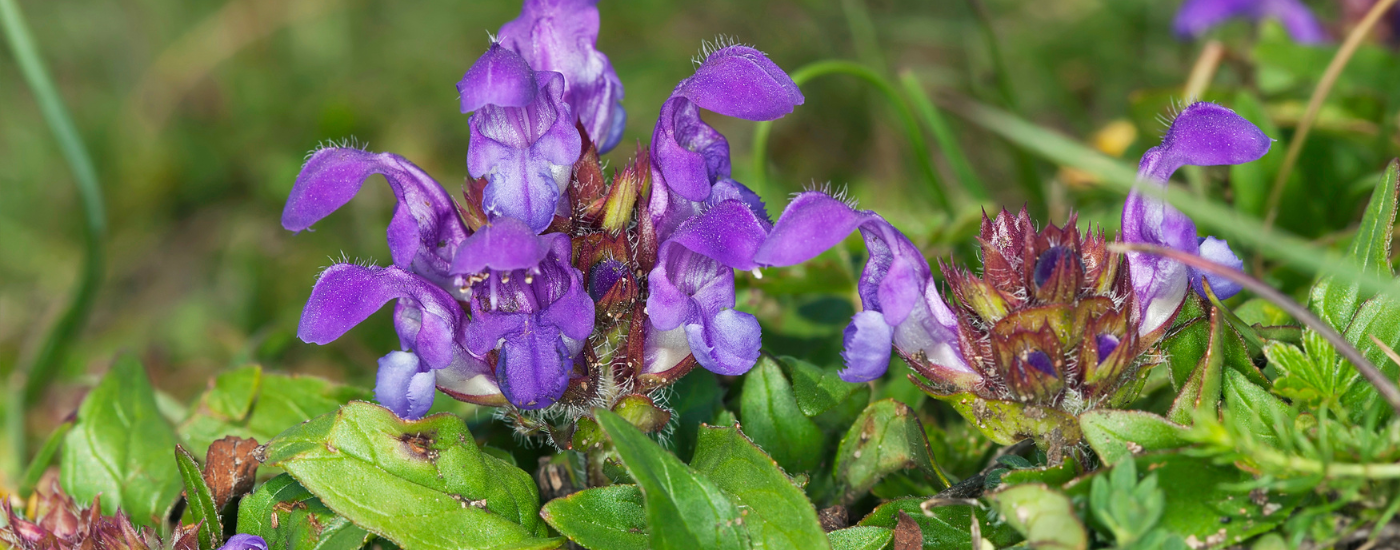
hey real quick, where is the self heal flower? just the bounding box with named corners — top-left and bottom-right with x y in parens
top-left (650, 44), bottom-right (803, 204)
top-left (497, 0), bottom-right (627, 152)
top-left (283, 148), bottom-right (469, 295)
top-left (645, 205), bottom-right (769, 377)
top-left (461, 44), bottom-right (583, 233)
top-left (451, 218), bottom-right (594, 409)
top-left (1123, 101), bottom-right (1270, 334)
top-left (1174, 0), bottom-right (1328, 43)
top-left (755, 192), bottom-right (974, 384)
top-left (297, 263), bottom-right (486, 418)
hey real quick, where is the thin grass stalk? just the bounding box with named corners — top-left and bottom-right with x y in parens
top-left (1262, 0), bottom-right (1400, 232)
top-left (1110, 242), bottom-right (1400, 416)
top-left (899, 70), bottom-right (989, 201)
top-left (1, 0), bottom-right (108, 476)
top-left (751, 60), bottom-right (954, 214)
top-left (964, 0), bottom-right (1045, 213)
top-left (947, 96), bottom-right (1400, 303)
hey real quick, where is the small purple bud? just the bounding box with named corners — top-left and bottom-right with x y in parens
top-left (588, 259), bottom-right (630, 302)
top-left (1033, 246), bottom-right (1071, 289)
top-left (1096, 334), bottom-right (1121, 364)
top-left (219, 535), bottom-right (269, 550)
top-left (1025, 350), bottom-right (1057, 376)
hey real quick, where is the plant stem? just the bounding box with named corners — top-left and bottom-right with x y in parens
top-left (964, 0), bottom-right (1045, 214)
top-left (1109, 242), bottom-right (1400, 416)
top-left (1, 0), bottom-right (108, 477)
top-left (1261, 0), bottom-right (1400, 234)
top-left (949, 96), bottom-right (1400, 304)
top-left (899, 71), bottom-right (989, 201)
top-left (751, 59), bottom-right (953, 214)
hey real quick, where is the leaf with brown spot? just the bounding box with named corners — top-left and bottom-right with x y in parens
top-left (202, 436), bottom-right (259, 512)
top-left (893, 512), bottom-right (921, 550)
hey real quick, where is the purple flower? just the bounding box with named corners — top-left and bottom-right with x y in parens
top-left (639, 44), bottom-right (802, 378)
top-left (649, 44), bottom-right (804, 206)
top-left (283, 147), bottom-right (470, 295)
top-left (460, 44), bottom-right (583, 234)
top-left (219, 535), bottom-right (268, 550)
top-left (644, 199), bottom-right (770, 376)
top-left (296, 263), bottom-right (483, 419)
top-left (1123, 101), bottom-right (1270, 334)
top-left (496, 0), bottom-right (627, 153)
top-left (451, 218), bottom-right (594, 409)
top-left (1174, 0), bottom-right (1328, 43)
top-left (755, 192), bottom-right (975, 384)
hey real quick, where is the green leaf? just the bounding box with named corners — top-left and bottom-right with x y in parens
top-left (1090, 457), bottom-right (1164, 547)
top-left (859, 498), bottom-right (1021, 549)
top-left (1123, 453), bottom-right (1299, 545)
top-left (60, 355), bottom-right (182, 526)
top-left (1223, 369), bottom-right (1293, 449)
top-left (264, 402), bottom-right (557, 550)
top-left (1080, 410), bottom-right (1188, 466)
top-left (690, 425), bottom-right (829, 550)
top-left (833, 399), bottom-right (943, 503)
top-left (1310, 159), bottom-right (1398, 331)
top-left (1167, 308), bottom-right (1227, 425)
top-left (175, 445), bottom-right (221, 550)
top-left (933, 393), bottom-right (1080, 449)
top-left (1340, 291), bottom-right (1400, 416)
top-left (236, 474), bottom-right (371, 550)
top-left (540, 485), bottom-right (647, 550)
top-left (987, 484), bottom-right (1086, 550)
top-left (999, 453), bottom-right (1082, 488)
top-left (665, 369), bottom-right (724, 462)
top-left (780, 356), bottom-right (863, 418)
top-left (1163, 317), bottom-right (1210, 390)
top-left (740, 355), bottom-right (825, 472)
top-left (1234, 298), bottom-right (1294, 327)
top-left (1265, 340), bottom-right (1331, 408)
top-left (826, 526), bottom-right (892, 550)
top-left (595, 409), bottom-right (748, 550)
top-left (178, 365), bottom-right (370, 457)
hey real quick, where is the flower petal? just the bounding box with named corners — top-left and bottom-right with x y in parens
top-left (283, 148), bottom-right (468, 287)
top-left (1138, 102), bottom-right (1272, 183)
top-left (755, 191), bottom-right (874, 267)
top-left (664, 199), bottom-right (770, 270)
top-left (458, 43), bottom-right (537, 113)
top-left (297, 264), bottom-right (466, 370)
top-left (217, 535), bottom-right (268, 550)
top-left (1192, 236), bottom-right (1244, 300)
top-left (450, 216), bottom-right (557, 274)
top-left (645, 244), bottom-right (731, 331)
top-left (685, 308), bottom-right (761, 376)
top-left (468, 72), bottom-right (582, 233)
top-left (839, 310), bottom-right (894, 383)
top-left (651, 97), bottom-right (729, 202)
top-left (374, 351), bottom-right (437, 419)
top-left (497, 321), bottom-right (571, 409)
top-left (496, 0), bottom-right (628, 153)
top-left (676, 45), bottom-right (804, 121)
top-left (1173, 0), bottom-right (1257, 38)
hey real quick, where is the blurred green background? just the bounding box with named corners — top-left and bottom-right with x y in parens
top-left (3, 0), bottom-right (1398, 459)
